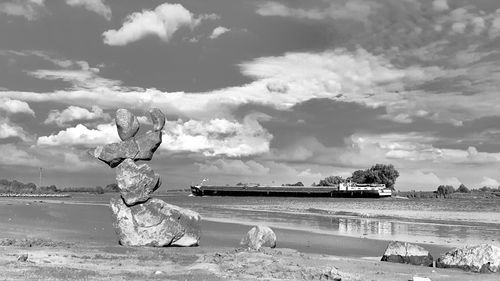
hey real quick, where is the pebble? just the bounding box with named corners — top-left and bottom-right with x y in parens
top-left (154, 270), bottom-right (163, 275)
top-left (17, 254), bottom-right (28, 262)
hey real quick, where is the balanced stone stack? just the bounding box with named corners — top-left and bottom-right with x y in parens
top-left (91, 108), bottom-right (201, 247)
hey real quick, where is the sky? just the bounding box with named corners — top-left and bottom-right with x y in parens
top-left (1, 0), bottom-right (500, 191)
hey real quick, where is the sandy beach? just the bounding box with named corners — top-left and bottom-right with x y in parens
top-left (0, 196), bottom-right (498, 280)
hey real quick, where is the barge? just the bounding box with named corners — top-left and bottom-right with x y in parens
top-left (190, 181), bottom-right (392, 198)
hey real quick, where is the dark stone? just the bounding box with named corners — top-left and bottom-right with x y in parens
top-left (149, 108), bottom-right (166, 131)
top-left (92, 139), bottom-right (139, 168)
top-left (134, 131), bottom-right (162, 161)
top-left (115, 159), bottom-right (160, 206)
top-left (381, 241), bottom-right (433, 266)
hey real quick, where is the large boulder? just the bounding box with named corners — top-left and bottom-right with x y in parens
top-left (149, 108), bottom-right (166, 131)
top-left (437, 244), bottom-right (500, 273)
top-left (116, 109), bottom-right (140, 141)
top-left (92, 140), bottom-right (139, 168)
top-left (381, 241), bottom-right (433, 266)
top-left (110, 197), bottom-right (201, 247)
top-left (240, 225), bottom-right (277, 250)
top-left (134, 131), bottom-right (162, 161)
top-left (115, 159), bottom-right (160, 206)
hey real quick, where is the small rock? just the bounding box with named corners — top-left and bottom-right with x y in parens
top-left (381, 241), bottom-right (433, 266)
top-left (115, 159), bottom-right (160, 206)
top-left (17, 254), bottom-right (28, 262)
top-left (436, 244), bottom-right (500, 273)
top-left (154, 270), bottom-right (163, 275)
top-left (149, 108), bottom-right (166, 131)
top-left (116, 109), bottom-right (140, 141)
top-left (240, 225), bottom-right (277, 250)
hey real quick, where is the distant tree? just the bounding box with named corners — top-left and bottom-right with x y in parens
top-left (317, 176), bottom-right (344, 186)
top-left (480, 186), bottom-right (492, 192)
top-left (437, 185), bottom-right (455, 198)
top-left (104, 183), bottom-right (119, 192)
top-left (282, 182), bottom-right (304, 186)
top-left (96, 186), bottom-right (104, 194)
top-left (348, 164), bottom-right (399, 189)
top-left (457, 184), bottom-right (470, 193)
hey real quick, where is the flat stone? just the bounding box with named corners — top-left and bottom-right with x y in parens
top-left (149, 108), bottom-right (166, 131)
top-left (92, 140), bottom-right (139, 168)
top-left (240, 225), bottom-right (277, 250)
top-left (110, 197), bottom-right (201, 247)
top-left (381, 241), bottom-right (433, 266)
top-left (437, 244), bottom-right (500, 273)
top-left (134, 131), bottom-right (162, 161)
top-left (116, 109), bottom-right (140, 141)
top-left (115, 159), bottom-right (160, 206)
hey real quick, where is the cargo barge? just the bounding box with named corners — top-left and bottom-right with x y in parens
top-left (190, 181), bottom-right (392, 198)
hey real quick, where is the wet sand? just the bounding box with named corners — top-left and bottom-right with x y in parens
top-left (0, 197), bottom-right (497, 280)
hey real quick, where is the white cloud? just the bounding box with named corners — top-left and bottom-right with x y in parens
top-left (256, 0), bottom-right (379, 23)
top-left (44, 105), bottom-right (111, 127)
top-left (209, 26), bottom-right (230, 39)
top-left (0, 0), bottom-right (45, 21)
top-left (161, 113), bottom-right (272, 157)
top-left (65, 0), bottom-right (111, 20)
top-left (196, 159), bottom-right (270, 176)
top-left (102, 3), bottom-right (217, 46)
top-left (397, 170), bottom-right (461, 190)
top-left (0, 118), bottom-right (31, 141)
top-left (0, 144), bottom-right (41, 167)
top-left (0, 98), bottom-right (35, 116)
top-left (479, 176), bottom-right (499, 188)
top-left (37, 123), bottom-right (118, 147)
top-left (432, 0), bottom-right (449, 12)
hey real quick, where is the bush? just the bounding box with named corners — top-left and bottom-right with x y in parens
top-left (317, 176), bottom-right (344, 186)
top-left (282, 182), bottom-right (304, 186)
top-left (457, 184), bottom-right (470, 193)
top-left (437, 185), bottom-right (455, 198)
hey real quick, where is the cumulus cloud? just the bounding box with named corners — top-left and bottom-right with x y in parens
top-left (102, 3), bottom-right (218, 46)
top-left (196, 159), bottom-right (270, 176)
top-left (479, 176), bottom-right (499, 188)
top-left (432, 0), bottom-right (449, 12)
top-left (65, 0), bottom-right (111, 20)
top-left (44, 105), bottom-right (111, 127)
top-left (397, 170), bottom-right (461, 190)
top-left (0, 98), bottom-right (35, 116)
top-left (209, 26), bottom-right (230, 39)
top-left (0, 118), bottom-right (31, 141)
top-left (37, 123), bottom-right (118, 147)
top-left (162, 113), bottom-right (272, 157)
top-left (0, 0), bottom-right (45, 21)
top-left (0, 144), bottom-right (41, 167)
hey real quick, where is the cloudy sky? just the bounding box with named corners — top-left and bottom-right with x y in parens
top-left (1, 0), bottom-right (500, 190)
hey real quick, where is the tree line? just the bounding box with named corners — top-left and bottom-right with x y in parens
top-left (0, 179), bottom-right (119, 194)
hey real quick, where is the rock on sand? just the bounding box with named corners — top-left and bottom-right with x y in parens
top-left (110, 197), bottom-right (201, 247)
top-left (240, 225), bottom-right (277, 250)
top-left (437, 244), bottom-right (500, 273)
top-left (381, 241), bottom-right (433, 266)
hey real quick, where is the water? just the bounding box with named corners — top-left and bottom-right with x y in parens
top-left (58, 193), bottom-right (500, 248)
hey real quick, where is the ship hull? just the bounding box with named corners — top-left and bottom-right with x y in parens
top-left (190, 186), bottom-right (392, 198)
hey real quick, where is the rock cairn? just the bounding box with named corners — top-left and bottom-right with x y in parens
top-left (91, 108), bottom-right (201, 247)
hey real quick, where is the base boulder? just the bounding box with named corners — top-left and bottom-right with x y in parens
top-left (436, 244), bottom-right (500, 273)
top-left (110, 197), bottom-right (201, 247)
top-left (240, 225), bottom-right (277, 250)
top-left (381, 241), bottom-right (433, 266)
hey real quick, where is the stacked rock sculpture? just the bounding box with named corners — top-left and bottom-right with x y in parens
top-left (91, 108), bottom-right (201, 247)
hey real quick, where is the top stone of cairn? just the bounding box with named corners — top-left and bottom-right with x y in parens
top-left (115, 109), bottom-right (140, 141)
top-left (149, 108), bottom-right (166, 131)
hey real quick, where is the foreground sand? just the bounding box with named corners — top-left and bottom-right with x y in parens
top-left (1, 239), bottom-right (497, 281)
top-left (0, 197), bottom-right (498, 280)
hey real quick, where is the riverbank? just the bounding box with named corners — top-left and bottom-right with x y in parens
top-left (0, 197), bottom-right (498, 280)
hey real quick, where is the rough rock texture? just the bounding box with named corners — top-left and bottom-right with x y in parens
top-left (116, 109), bottom-right (140, 141)
top-left (381, 241), bottom-right (433, 266)
top-left (110, 197), bottom-right (201, 247)
top-left (149, 108), bottom-right (166, 131)
top-left (92, 140), bottom-right (139, 168)
top-left (134, 131), bottom-right (162, 161)
top-left (115, 159), bottom-right (160, 206)
top-left (437, 244), bottom-right (500, 273)
top-left (240, 225), bottom-right (277, 250)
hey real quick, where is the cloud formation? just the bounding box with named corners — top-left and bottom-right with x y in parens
top-left (209, 26), bottom-right (230, 39)
top-left (102, 3), bottom-right (218, 46)
top-left (0, 0), bottom-right (45, 21)
top-left (44, 105), bottom-right (111, 127)
top-left (37, 123), bottom-right (118, 147)
top-left (65, 0), bottom-right (111, 20)
top-left (0, 98), bottom-right (35, 116)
